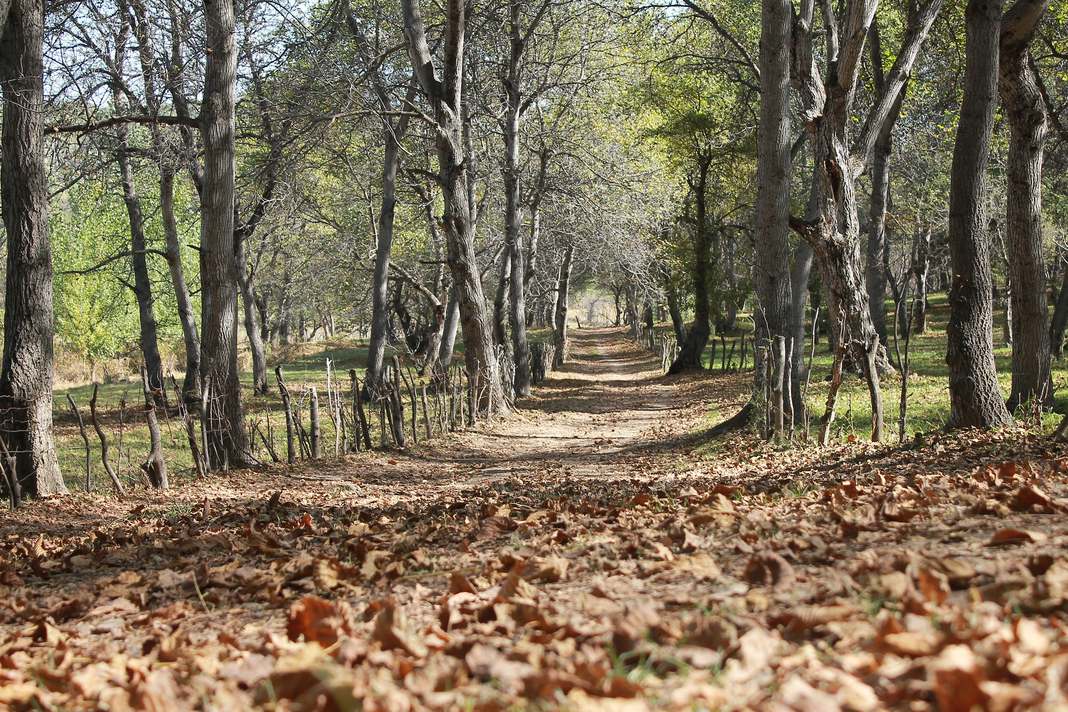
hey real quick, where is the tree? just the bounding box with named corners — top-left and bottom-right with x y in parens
top-left (945, 0), bottom-right (1013, 429)
top-left (0, 0), bottom-right (67, 498)
top-left (199, 0), bottom-right (249, 466)
top-left (135, 0), bottom-right (202, 404)
top-left (753, 0), bottom-right (793, 402)
top-left (999, 0), bottom-right (1052, 410)
top-left (789, 0), bottom-right (943, 441)
top-left (498, 0), bottom-right (555, 398)
top-left (668, 150), bottom-right (713, 373)
top-left (110, 4), bottom-right (166, 406)
top-left (400, 0), bottom-right (505, 413)
top-left (865, 21), bottom-right (906, 348)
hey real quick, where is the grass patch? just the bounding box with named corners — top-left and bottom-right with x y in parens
top-left (696, 292), bottom-right (1065, 441)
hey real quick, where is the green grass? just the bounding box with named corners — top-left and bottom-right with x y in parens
top-left (51, 339), bottom-right (382, 493)
top-left (696, 292), bottom-right (1065, 441)
top-left (50, 331), bottom-right (557, 494)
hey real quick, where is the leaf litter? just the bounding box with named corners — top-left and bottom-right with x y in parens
top-left (2, 331), bottom-right (1068, 710)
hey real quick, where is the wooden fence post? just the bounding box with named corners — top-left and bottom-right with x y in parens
top-left (276, 367), bottom-right (297, 465)
top-left (140, 367), bottom-right (168, 489)
top-left (66, 394), bottom-right (91, 492)
top-left (89, 384), bottom-right (126, 495)
top-left (309, 386), bottom-right (321, 459)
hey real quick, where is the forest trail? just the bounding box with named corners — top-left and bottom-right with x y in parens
top-left (386, 327), bottom-right (716, 493)
top-left (5, 330), bottom-right (1068, 710)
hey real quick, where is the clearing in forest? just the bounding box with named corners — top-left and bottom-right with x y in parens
top-left (2, 329), bottom-right (1068, 710)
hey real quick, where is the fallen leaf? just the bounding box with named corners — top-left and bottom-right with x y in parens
top-left (987, 528), bottom-right (1048, 546)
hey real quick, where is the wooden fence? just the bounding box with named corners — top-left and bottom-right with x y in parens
top-left (4, 341), bottom-right (562, 504)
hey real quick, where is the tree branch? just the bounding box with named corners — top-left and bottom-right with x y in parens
top-left (46, 114), bottom-right (200, 135)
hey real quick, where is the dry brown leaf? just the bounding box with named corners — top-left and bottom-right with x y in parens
top-left (372, 600), bottom-right (427, 657)
top-left (987, 528), bottom-right (1048, 546)
top-left (1010, 484), bottom-right (1058, 512)
top-left (521, 555), bottom-right (570, 583)
top-left (286, 595), bottom-right (350, 646)
top-left (743, 551), bottom-right (795, 589)
top-left (932, 645), bottom-right (987, 712)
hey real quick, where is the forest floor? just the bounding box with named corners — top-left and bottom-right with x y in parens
top-left (4, 328), bottom-right (1068, 710)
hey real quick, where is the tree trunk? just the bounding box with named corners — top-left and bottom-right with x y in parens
top-left (752, 0), bottom-right (793, 394)
top-left (127, 0), bottom-right (200, 403)
top-left (666, 282), bottom-right (687, 344)
top-left (911, 228), bottom-right (931, 334)
top-left (494, 250), bottom-right (512, 351)
top-left (112, 90), bottom-right (165, 405)
top-left (790, 0), bottom-right (943, 438)
top-left (1050, 265), bottom-right (1068, 358)
top-left (119, 154), bottom-right (166, 404)
top-left (365, 121), bottom-right (405, 395)
top-left (945, 0), bottom-right (1012, 429)
top-left (789, 242), bottom-right (814, 415)
top-left (1000, 0), bottom-right (1051, 409)
top-left (402, 0), bottom-right (503, 413)
top-left (669, 154), bottom-right (712, 373)
top-left (236, 254), bottom-right (268, 395)
top-left (865, 90), bottom-right (905, 348)
top-left (0, 0), bottom-right (66, 497)
top-left (278, 272), bottom-right (292, 345)
top-left (502, 13), bottom-right (532, 398)
top-left (553, 246), bottom-right (575, 368)
top-left (199, 0), bottom-right (249, 466)
top-left (723, 234), bottom-right (739, 330)
top-left (439, 286), bottom-right (461, 367)
top-left (160, 168), bottom-right (201, 402)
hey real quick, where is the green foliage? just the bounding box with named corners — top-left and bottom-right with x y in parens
top-left (50, 165), bottom-right (200, 374)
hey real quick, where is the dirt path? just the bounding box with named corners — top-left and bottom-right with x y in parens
top-left (402, 328), bottom-right (708, 486)
top-left (4, 329), bottom-right (1068, 710)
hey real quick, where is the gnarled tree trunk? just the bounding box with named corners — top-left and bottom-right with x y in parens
top-left (402, 0), bottom-right (504, 413)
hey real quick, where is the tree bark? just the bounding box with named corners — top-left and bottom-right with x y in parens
top-left (160, 168), bottom-right (201, 402)
top-left (752, 0), bottom-right (793, 395)
top-left (235, 243), bottom-right (268, 395)
top-left (999, 0), bottom-right (1051, 409)
top-left (0, 0), bottom-right (66, 497)
top-left (115, 138), bottom-right (166, 405)
top-left (553, 246), bottom-right (575, 368)
top-left (670, 153), bottom-right (712, 373)
top-left (911, 228), bottom-right (931, 334)
top-left (401, 0), bottom-right (504, 413)
top-left (365, 123), bottom-right (404, 395)
top-left (666, 281), bottom-right (687, 344)
top-left (945, 0), bottom-right (1013, 429)
top-left (789, 242), bottom-right (814, 415)
top-left (109, 34), bottom-right (166, 406)
top-left (865, 82), bottom-right (905, 347)
top-left (494, 250), bottom-right (512, 351)
top-left (502, 2), bottom-right (532, 397)
top-left (439, 286), bottom-right (461, 367)
top-left (1050, 264), bottom-right (1068, 358)
top-left (199, 0), bottom-right (249, 466)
